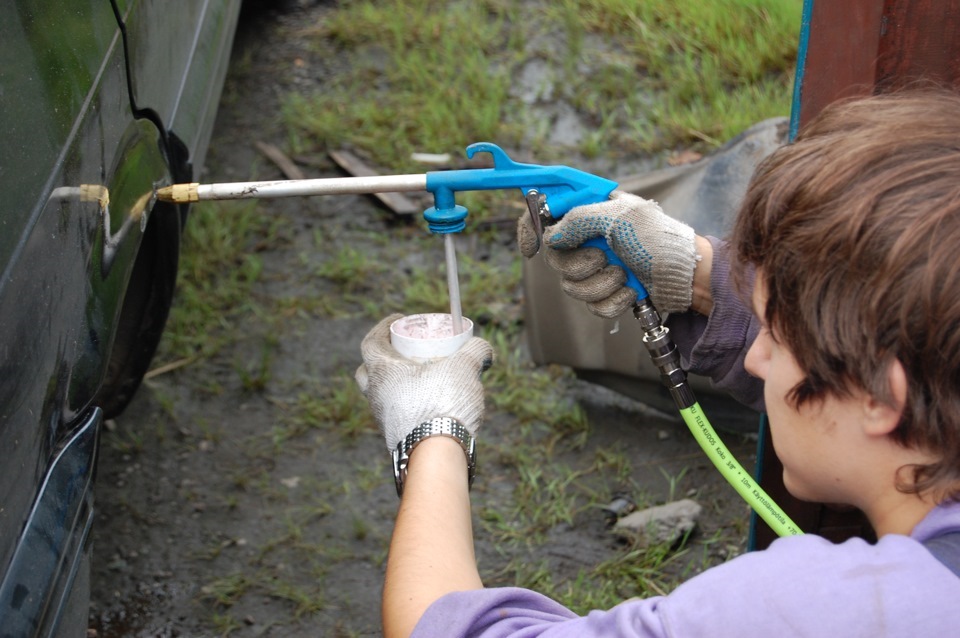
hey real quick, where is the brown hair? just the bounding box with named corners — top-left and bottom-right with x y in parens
top-left (731, 90), bottom-right (960, 497)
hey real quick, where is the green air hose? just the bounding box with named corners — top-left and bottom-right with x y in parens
top-left (632, 299), bottom-right (802, 538)
top-left (680, 402), bottom-right (801, 537)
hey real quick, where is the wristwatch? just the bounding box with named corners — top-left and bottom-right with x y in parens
top-left (392, 417), bottom-right (476, 497)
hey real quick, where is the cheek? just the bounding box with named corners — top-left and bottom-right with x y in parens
top-left (744, 334), bottom-right (770, 379)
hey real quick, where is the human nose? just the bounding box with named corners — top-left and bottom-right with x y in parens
top-left (744, 330), bottom-right (770, 380)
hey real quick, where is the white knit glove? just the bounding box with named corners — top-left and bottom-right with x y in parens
top-left (355, 314), bottom-right (494, 451)
top-left (517, 191), bottom-right (697, 317)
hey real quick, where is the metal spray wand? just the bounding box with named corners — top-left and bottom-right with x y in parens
top-left (158, 172), bottom-right (469, 333)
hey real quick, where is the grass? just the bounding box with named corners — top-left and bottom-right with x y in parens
top-left (158, 200), bottom-right (279, 363)
top-left (549, 0), bottom-right (802, 151)
top-left (287, 372), bottom-right (378, 441)
top-left (285, 0), bottom-right (523, 170)
top-left (285, 0), bottom-right (800, 164)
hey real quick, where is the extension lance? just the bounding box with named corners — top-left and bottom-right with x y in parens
top-left (157, 143), bottom-right (802, 537)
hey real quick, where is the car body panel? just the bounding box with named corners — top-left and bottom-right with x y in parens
top-left (119, 0), bottom-right (240, 176)
top-left (0, 0), bottom-right (240, 633)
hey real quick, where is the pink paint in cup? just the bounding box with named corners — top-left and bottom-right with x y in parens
top-left (390, 313), bottom-right (474, 362)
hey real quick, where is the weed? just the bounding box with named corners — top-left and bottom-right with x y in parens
top-left (210, 612), bottom-right (242, 636)
top-left (194, 417), bottom-right (224, 444)
top-left (315, 245), bottom-right (389, 293)
top-left (511, 461), bottom-right (587, 536)
top-left (286, 0), bottom-right (523, 170)
top-left (267, 580), bottom-right (325, 618)
top-left (593, 447), bottom-right (633, 485)
top-left (201, 573), bottom-right (252, 607)
top-left (564, 0), bottom-right (801, 150)
top-left (659, 466), bottom-right (690, 502)
top-left (288, 372), bottom-right (377, 440)
top-left (107, 428), bottom-right (145, 455)
top-left (235, 338), bottom-right (276, 392)
top-left (484, 330), bottom-right (588, 435)
top-left (354, 456), bottom-right (390, 492)
top-left (351, 515), bottom-right (369, 541)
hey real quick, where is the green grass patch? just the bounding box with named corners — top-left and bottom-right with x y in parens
top-left (285, 0), bottom-right (800, 165)
top-left (287, 372), bottom-right (378, 441)
top-left (159, 200), bottom-right (280, 363)
top-left (285, 0), bottom-right (523, 170)
top-left (560, 0), bottom-right (801, 150)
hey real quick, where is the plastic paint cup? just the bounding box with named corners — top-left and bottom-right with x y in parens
top-left (390, 313), bottom-right (474, 362)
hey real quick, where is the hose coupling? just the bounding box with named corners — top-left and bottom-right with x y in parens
top-left (634, 300), bottom-right (696, 409)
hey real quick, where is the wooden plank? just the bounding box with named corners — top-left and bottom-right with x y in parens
top-left (328, 149), bottom-right (419, 216)
top-left (254, 140), bottom-right (306, 180)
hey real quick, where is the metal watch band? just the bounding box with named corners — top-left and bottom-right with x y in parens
top-left (392, 417), bottom-right (476, 497)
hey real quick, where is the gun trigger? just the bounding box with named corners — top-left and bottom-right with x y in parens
top-left (525, 189), bottom-right (547, 253)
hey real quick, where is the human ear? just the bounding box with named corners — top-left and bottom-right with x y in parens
top-left (861, 359), bottom-right (908, 437)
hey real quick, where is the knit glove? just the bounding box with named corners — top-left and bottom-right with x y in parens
top-left (517, 191), bottom-right (697, 317)
top-left (355, 314), bottom-right (494, 451)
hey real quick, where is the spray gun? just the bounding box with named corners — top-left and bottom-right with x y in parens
top-left (157, 143), bottom-right (800, 537)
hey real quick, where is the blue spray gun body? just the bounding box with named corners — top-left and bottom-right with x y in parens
top-left (424, 143), bottom-right (649, 302)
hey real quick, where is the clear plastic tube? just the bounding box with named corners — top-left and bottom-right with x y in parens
top-left (444, 234), bottom-right (464, 335)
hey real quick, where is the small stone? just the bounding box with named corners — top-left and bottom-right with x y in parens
top-left (613, 499), bottom-right (703, 546)
top-left (657, 430), bottom-right (671, 441)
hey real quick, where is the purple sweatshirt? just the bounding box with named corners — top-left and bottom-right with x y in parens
top-left (411, 238), bottom-right (960, 636)
top-left (413, 501), bottom-right (960, 637)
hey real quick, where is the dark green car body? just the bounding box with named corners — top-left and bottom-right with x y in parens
top-left (0, 1), bottom-right (240, 634)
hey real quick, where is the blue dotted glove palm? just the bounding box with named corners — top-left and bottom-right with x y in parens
top-left (518, 191), bottom-right (697, 317)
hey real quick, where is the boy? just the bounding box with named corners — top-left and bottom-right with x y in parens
top-left (356, 90), bottom-right (960, 637)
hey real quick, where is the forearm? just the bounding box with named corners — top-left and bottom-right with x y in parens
top-left (383, 437), bottom-right (483, 638)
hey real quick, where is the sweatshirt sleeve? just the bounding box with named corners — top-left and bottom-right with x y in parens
top-left (665, 236), bottom-right (764, 411)
top-left (411, 587), bottom-right (672, 638)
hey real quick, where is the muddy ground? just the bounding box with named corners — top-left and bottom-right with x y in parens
top-left (89, 3), bottom-right (760, 636)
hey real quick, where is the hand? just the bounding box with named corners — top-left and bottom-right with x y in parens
top-left (517, 191), bottom-right (698, 317)
top-left (355, 314), bottom-right (494, 451)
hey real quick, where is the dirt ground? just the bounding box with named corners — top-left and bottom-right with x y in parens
top-left (88, 3), bottom-right (759, 636)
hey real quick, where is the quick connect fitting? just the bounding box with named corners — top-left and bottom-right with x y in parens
top-left (634, 301), bottom-right (695, 409)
